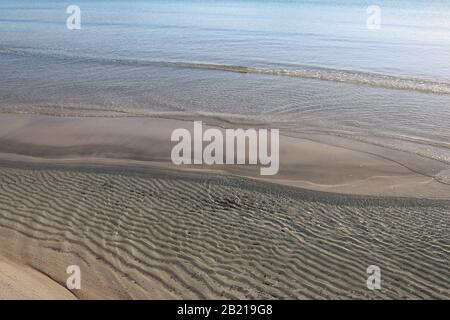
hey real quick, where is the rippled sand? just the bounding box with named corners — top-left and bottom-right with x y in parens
top-left (0, 161), bottom-right (448, 299)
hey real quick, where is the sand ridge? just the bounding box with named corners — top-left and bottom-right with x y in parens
top-left (0, 114), bottom-right (449, 199)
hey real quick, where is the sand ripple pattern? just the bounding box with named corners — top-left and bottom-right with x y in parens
top-left (0, 163), bottom-right (449, 299)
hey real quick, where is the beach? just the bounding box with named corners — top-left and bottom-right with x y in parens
top-left (0, 113), bottom-right (449, 299)
top-left (1, 114), bottom-right (450, 198)
top-left (1, 0), bottom-right (450, 300)
top-left (0, 157), bottom-right (449, 299)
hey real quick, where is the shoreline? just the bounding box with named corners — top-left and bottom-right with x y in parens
top-left (0, 113), bottom-right (449, 199)
top-left (1, 112), bottom-right (449, 299)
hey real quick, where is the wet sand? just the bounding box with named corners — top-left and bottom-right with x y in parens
top-left (0, 114), bottom-right (449, 198)
top-left (0, 161), bottom-right (448, 299)
top-left (0, 113), bottom-right (449, 299)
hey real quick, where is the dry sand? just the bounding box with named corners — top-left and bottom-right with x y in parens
top-left (0, 113), bottom-right (449, 299)
top-left (0, 253), bottom-right (76, 299)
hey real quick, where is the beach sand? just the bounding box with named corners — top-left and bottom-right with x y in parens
top-left (0, 253), bottom-right (76, 299)
top-left (0, 113), bottom-right (449, 299)
top-left (0, 114), bottom-right (449, 198)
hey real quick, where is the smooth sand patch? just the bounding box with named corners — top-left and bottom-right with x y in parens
top-left (0, 114), bottom-right (449, 198)
top-left (0, 254), bottom-right (76, 300)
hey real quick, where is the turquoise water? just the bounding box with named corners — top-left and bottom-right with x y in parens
top-left (1, 0), bottom-right (450, 164)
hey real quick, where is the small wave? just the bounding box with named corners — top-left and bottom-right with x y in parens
top-left (2, 46), bottom-right (450, 95)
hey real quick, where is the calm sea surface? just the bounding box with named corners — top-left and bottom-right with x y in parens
top-left (1, 0), bottom-right (450, 166)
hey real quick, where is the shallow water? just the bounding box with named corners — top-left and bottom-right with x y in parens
top-left (1, 0), bottom-right (450, 164)
top-left (0, 161), bottom-right (449, 298)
